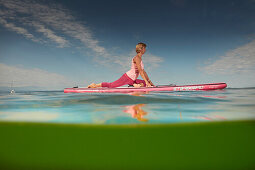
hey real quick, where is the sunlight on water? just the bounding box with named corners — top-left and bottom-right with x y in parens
top-left (0, 88), bottom-right (255, 124)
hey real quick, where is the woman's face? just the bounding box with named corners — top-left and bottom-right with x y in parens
top-left (141, 47), bottom-right (146, 54)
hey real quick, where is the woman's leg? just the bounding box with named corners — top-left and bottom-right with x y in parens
top-left (101, 73), bottom-right (134, 88)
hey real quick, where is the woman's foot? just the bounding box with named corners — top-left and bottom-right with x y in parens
top-left (87, 83), bottom-right (97, 88)
top-left (133, 83), bottom-right (142, 88)
top-left (87, 83), bottom-right (102, 88)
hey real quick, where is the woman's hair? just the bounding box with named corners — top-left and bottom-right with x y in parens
top-left (136, 42), bottom-right (147, 53)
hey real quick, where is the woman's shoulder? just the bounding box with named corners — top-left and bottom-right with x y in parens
top-left (133, 55), bottom-right (142, 60)
top-left (133, 56), bottom-right (142, 65)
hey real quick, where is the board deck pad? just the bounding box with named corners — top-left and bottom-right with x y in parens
top-left (64, 83), bottom-right (227, 93)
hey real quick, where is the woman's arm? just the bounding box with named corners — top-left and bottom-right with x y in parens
top-left (134, 57), bottom-right (154, 87)
top-left (143, 71), bottom-right (154, 86)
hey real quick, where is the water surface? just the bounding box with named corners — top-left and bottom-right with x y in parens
top-left (0, 88), bottom-right (254, 124)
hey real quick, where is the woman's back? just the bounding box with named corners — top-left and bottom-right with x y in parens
top-left (126, 57), bottom-right (144, 81)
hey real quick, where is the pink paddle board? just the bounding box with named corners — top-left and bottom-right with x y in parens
top-left (64, 83), bottom-right (227, 93)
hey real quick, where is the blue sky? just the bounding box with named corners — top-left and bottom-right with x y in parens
top-left (0, 0), bottom-right (255, 89)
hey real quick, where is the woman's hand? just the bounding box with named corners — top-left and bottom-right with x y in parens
top-left (146, 82), bottom-right (153, 87)
top-left (147, 80), bottom-right (155, 87)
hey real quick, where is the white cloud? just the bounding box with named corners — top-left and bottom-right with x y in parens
top-left (31, 22), bottom-right (69, 48)
top-left (0, 0), bottom-right (104, 52)
top-left (200, 39), bottom-right (255, 75)
top-left (0, 18), bottom-right (39, 42)
top-left (0, 0), bottom-right (163, 71)
top-left (143, 53), bottom-right (164, 70)
top-left (0, 63), bottom-right (73, 88)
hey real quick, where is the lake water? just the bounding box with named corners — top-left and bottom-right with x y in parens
top-left (0, 88), bottom-right (255, 124)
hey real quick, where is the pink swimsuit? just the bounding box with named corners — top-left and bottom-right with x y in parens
top-left (101, 57), bottom-right (145, 88)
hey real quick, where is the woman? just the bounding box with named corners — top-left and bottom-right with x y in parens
top-left (87, 42), bottom-right (154, 88)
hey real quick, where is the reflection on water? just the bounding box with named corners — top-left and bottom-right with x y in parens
top-left (122, 92), bottom-right (228, 122)
top-left (124, 104), bottom-right (148, 122)
top-left (194, 115), bottom-right (226, 121)
top-left (0, 88), bottom-right (254, 124)
top-left (123, 92), bottom-right (148, 122)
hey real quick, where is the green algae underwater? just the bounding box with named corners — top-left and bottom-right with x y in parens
top-left (0, 120), bottom-right (255, 170)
